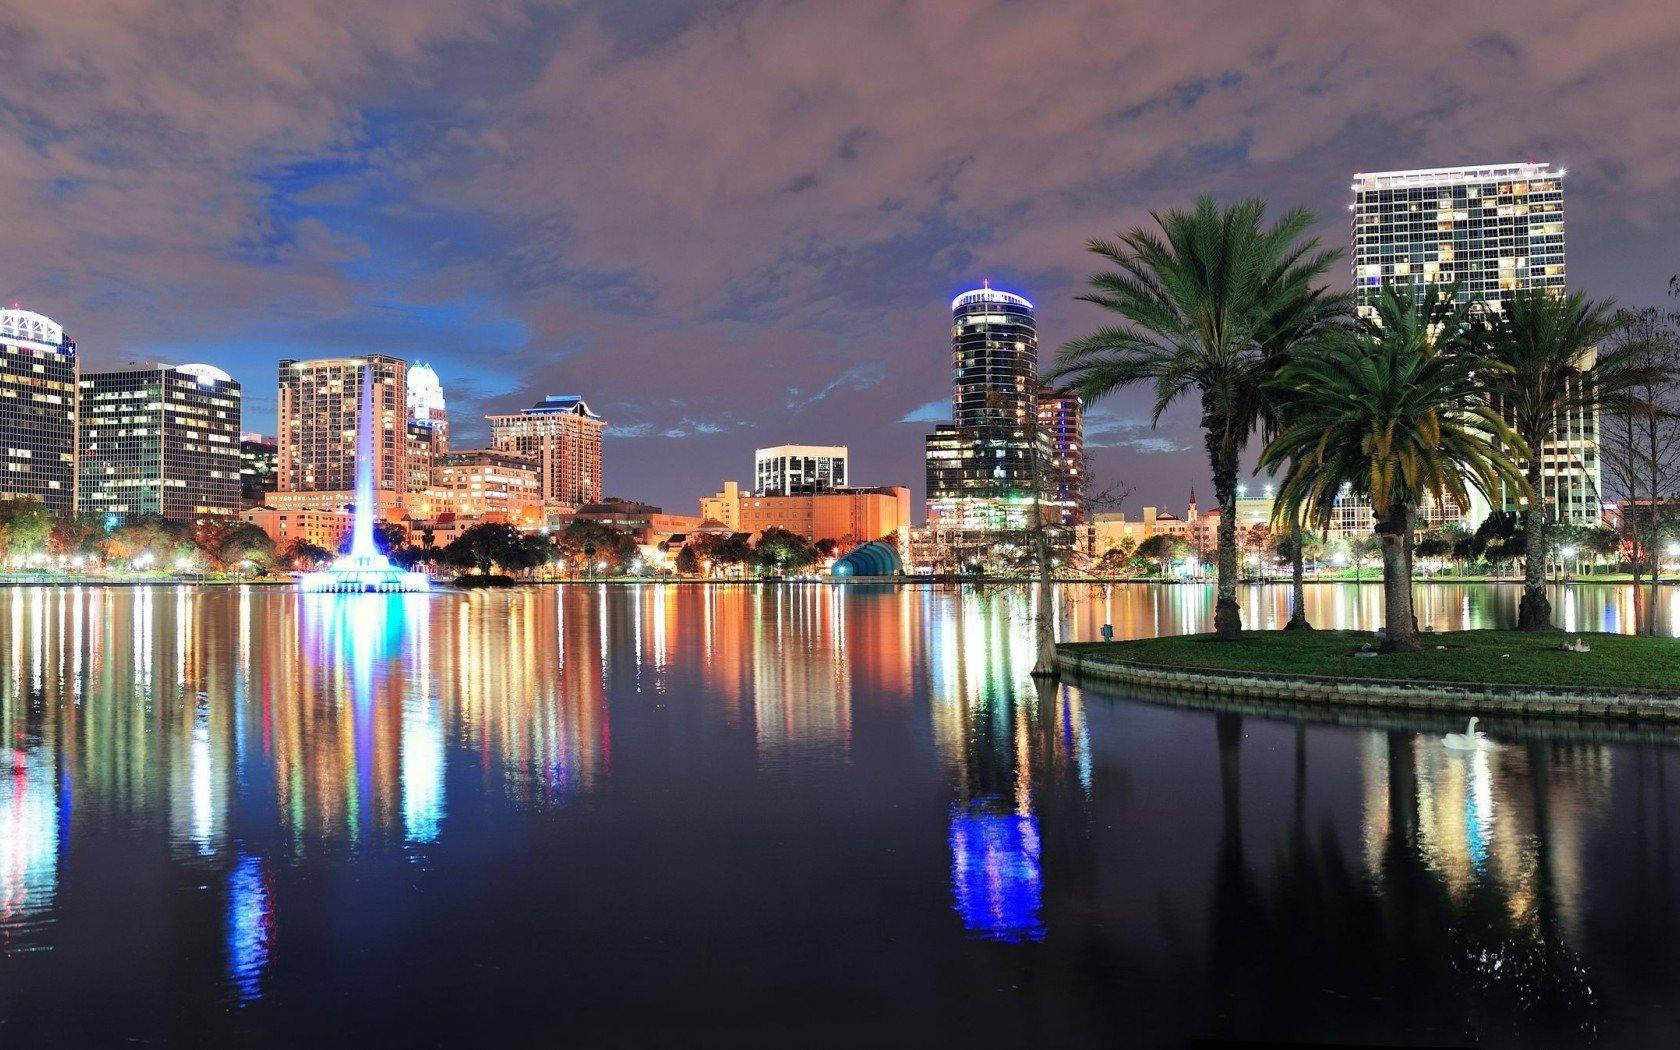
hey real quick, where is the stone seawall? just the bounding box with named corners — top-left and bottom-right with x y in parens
top-left (1056, 649), bottom-right (1680, 723)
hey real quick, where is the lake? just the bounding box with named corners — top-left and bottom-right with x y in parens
top-left (1, 581), bottom-right (1678, 1046)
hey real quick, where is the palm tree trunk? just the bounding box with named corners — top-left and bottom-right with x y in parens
top-left (1517, 460), bottom-right (1553, 630)
top-left (1376, 506), bottom-right (1421, 653)
top-left (1284, 521), bottom-right (1311, 630)
top-left (1209, 435), bottom-right (1242, 641)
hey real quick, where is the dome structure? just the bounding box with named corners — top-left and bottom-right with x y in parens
top-left (831, 541), bottom-right (901, 578)
top-left (0, 308), bottom-right (69, 351)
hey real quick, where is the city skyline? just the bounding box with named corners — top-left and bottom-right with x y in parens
top-left (3, 1), bottom-right (1676, 514)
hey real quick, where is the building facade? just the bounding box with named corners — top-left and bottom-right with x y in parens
top-left (1037, 385), bottom-right (1085, 525)
top-left (1352, 162), bottom-right (1596, 525)
top-left (240, 433), bottom-right (278, 506)
top-left (437, 449), bottom-right (542, 523)
top-left (77, 363), bottom-right (243, 524)
top-left (241, 506), bottom-right (350, 553)
top-left (700, 480), bottom-right (910, 547)
top-left (274, 355), bottom-right (408, 519)
top-left (754, 444), bottom-right (848, 494)
top-left (923, 285), bottom-right (1050, 534)
top-left (487, 395), bottom-right (604, 510)
top-left (0, 309), bottom-right (78, 512)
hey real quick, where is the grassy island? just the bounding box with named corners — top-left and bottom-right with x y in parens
top-left (1061, 631), bottom-right (1680, 693)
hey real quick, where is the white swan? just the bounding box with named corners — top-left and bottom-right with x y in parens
top-left (1443, 717), bottom-right (1485, 752)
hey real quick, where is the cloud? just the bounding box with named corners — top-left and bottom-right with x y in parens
top-left (899, 399), bottom-right (949, 424)
top-left (786, 362), bottom-right (885, 411)
top-left (1117, 436), bottom-right (1191, 455)
top-left (2, 0), bottom-right (1678, 511)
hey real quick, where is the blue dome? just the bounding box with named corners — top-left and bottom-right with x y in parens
top-left (831, 541), bottom-right (901, 577)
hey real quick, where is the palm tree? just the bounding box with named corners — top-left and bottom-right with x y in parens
top-left (1050, 197), bottom-right (1341, 640)
top-left (1476, 289), bottom-right (1623, 630)
top-left (1260, 285), bottom-right (1527, 652)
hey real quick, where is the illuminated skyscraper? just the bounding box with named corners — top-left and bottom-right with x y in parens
top-left (272, 355), bottom-right (408, 520)
top-left (487, 395), bottom-right (604, 510)
top-left (923, 285), bottom-right (1050, 537)
top-left (1037, 385), bottom-right (1085, 526)
top-left (754, 444), bottom-right (847, 494)
top-left (0, 308), bottom-right (77, 512)
top-left (1351, 162), bottom-right (1595, 525)
top-left (77, 363), bottom-right (243, 524)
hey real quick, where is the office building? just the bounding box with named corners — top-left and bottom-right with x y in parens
top-left (1352, 162), bottom-right (1593, 525)
top-left (405, 359), bottom-right (448, 511)
top-left (700, 480), bottom-right (910, 547)
top-left (922, 284), bottom-right (1051, 536)
top-left (487, 395), bottom-right (604, 510)
top-left (77, 363), bottom-right (243, 524)
top-left (0, 308), bottom-right (78, 512)
top-left (754, 444), bottom-right (848, 494)
top-left (406, 361), bottom-right (448, 446)
top-left (273, 355), bottom-right (408, 520)
top-left (240, 433), bottom-right (278, 506)
top-left (1037, 386), bottom-right (1085, 525)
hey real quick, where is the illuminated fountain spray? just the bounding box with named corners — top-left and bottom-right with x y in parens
top-left (299, 362), bottom-right (430, 593)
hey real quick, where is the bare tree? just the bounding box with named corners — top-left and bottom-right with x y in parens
top-left (1598, 307), bottom-right (1680, 634)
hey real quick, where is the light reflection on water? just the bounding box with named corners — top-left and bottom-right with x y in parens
top-left (0, 582), bottom-right (1675, 1046)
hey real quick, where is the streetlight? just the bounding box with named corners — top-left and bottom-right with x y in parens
top-left (1558, 544), bottom-right (1576, 583)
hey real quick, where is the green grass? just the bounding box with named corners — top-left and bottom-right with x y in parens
top-left (1062, 630), bottom-right (1680, 691)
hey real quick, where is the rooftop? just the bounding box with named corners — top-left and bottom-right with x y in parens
top-left (1352, 162), bottom-right (1562, 192)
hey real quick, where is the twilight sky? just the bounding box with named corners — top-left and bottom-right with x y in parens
top-left (3, 0), bottom-right (1678, 515)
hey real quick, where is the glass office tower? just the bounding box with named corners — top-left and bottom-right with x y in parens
top-left (924, 285), bottom-right (1049, 533)
top-left (1352, 162), bottom-right (1595, 526)
top-left (77, 363), bottom-right (243, 524)
top-left (0, 309), bottom-right (78, 512)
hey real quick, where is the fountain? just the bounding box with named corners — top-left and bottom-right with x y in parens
top-left (299, 362), bottom-right (431, 593)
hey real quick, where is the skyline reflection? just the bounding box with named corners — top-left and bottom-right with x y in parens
top-left (0, 582), bottom-right (1675, 1045)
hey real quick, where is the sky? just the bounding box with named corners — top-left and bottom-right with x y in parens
top-left (3, 0), bottom-right (1678, 517)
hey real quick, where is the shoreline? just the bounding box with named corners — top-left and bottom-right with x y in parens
top-left (1059, 632), bottom-right (1680, 724)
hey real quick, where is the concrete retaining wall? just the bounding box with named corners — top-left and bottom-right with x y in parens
top-left (1056, 649), bottom-right (1680, 723)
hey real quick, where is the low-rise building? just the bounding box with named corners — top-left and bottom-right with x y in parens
top-left (436, 449), bottom-right (543, 526)
top-left (700, 480), bottom-right (910, 547)
top-left (242, 506), bottom-right (350, 553)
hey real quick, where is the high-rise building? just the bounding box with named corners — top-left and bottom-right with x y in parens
top-left (1037, 385), bottom-right (1085, 525)
top-left (0, 308), bottom-right (78, 512)
top-left (273, 355), bottom-right (408, 520)
top-left (77, 363), bottom-right (243, 524)
top-left (406, 361), bottom-right (448, 445)
top-left (754, 444), bottom-right (847, 494)
top-left (923, 285), bottom-right (1050, 534)
top-left (487, 395), bottom-right (605, 510)
top-left (1352, 162), bottom-right (1595, 525)
top-left (239, 433), bottom-right (278, 506)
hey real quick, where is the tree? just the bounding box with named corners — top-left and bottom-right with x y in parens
top-left (813, 538), bottom-right (841, 559)
top-left (1098, 536), bottom-right (1138, 575)
top-left (1597, 307), bottom-right (1680, 634)
top-left (1051, 197), bottom-right (1343, 640)
top-left (1477, 288), bottom-right (1625, 629)
top-left (692, 533), bottom-right (753, 572)
top-left (105, 514), bottom-right (197, 570)
top-left (1134, 534), bottom-right (1185, 575)
top-left (1346, 535), bottom-right (1382, 583)
top-left (444, 522), bottom-right (552, 576)
top-left (0, 499), bottom-right (54, 565)
top-left (675, 545), bottom-right (702, 576)
top-left (555, 520), bottom-right (635, 573)
top-left (754, 527), bottom-right (819, 573)
top-left (1262, 285), bottom-right (1525, 652)
top-left (283, 540), bottom-right (334, 569)
top-left (209, 522), bottom-right (277, 571)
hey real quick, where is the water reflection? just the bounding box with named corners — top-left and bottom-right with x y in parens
top-left (0, 582), bottom-right (1675, 1046)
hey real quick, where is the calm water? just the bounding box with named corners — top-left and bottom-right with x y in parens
top-left (2, 582), bottom-right (1679, 1047)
